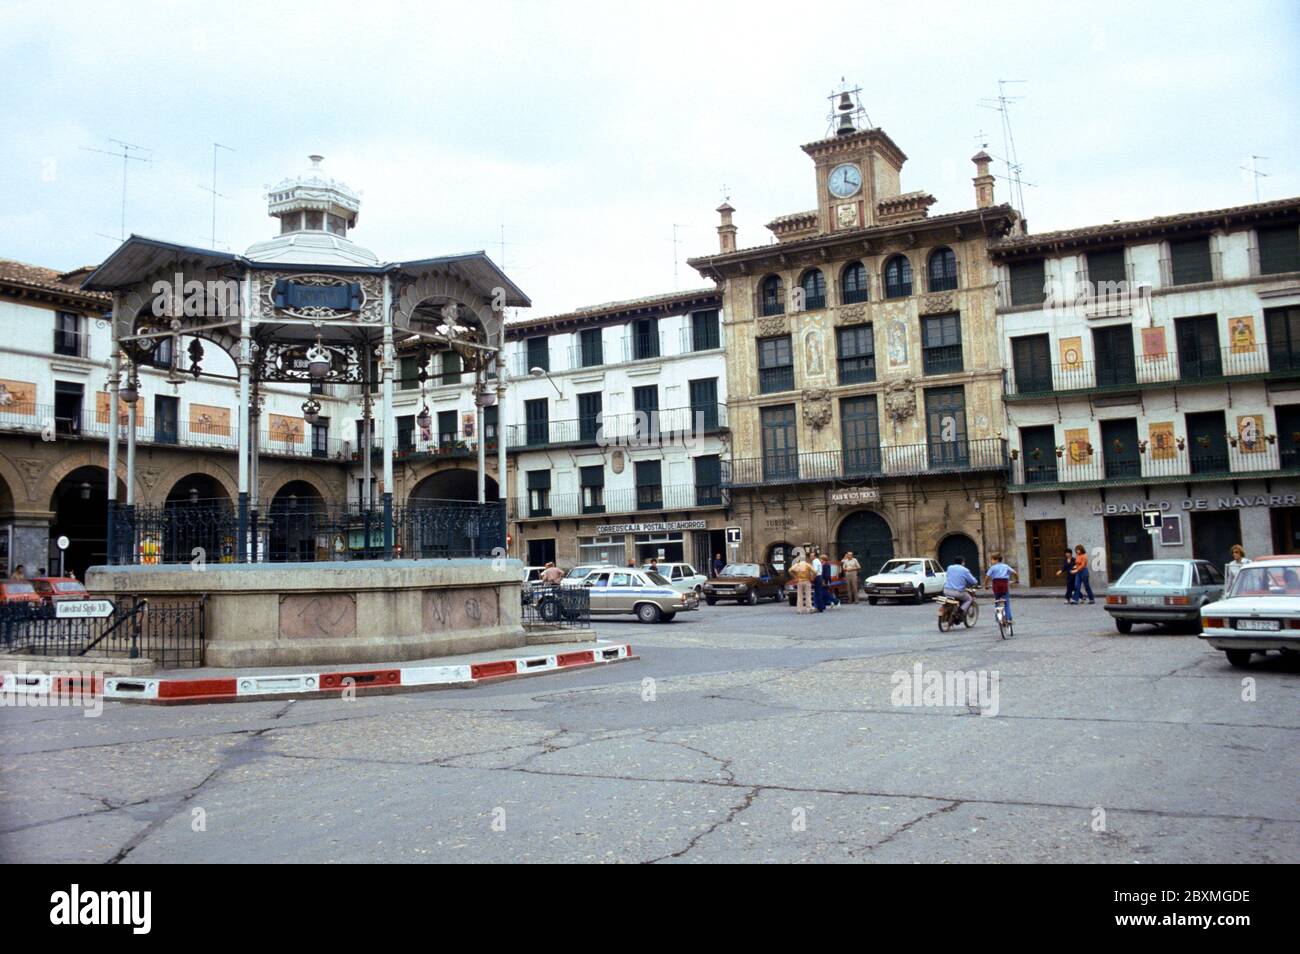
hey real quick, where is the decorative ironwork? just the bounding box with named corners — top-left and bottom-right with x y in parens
top-left (257, 340), bottom-right (363, 384)
top-left (521, 585), bottom-right (590, 630)
top-left (0, 598), bottom-right (205, 669)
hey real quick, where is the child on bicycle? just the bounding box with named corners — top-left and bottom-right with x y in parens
top-left (984, 552), bottom-right (1018, 622)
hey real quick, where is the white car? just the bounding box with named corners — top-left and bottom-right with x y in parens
top-left (560, 564), bottom-right (604, 588)
top-left (641, 562), bottom-right (708, 595)
top-left (863, 558), bottom-right (945, 604)
top-left (1199, 557), bottom-right (1300, 668)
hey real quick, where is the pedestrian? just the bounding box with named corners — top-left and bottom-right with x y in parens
top-left (821, 555), bottom-right (840, 607)
top-left (810, 549), bottom-right (827, 612)
top-left (1069, 544), bottom-right (1095, 604)
top-left (790, 552), bottom-right (815, 614)
top-left (984, 551), bottom-right (1018, 622)
top-left (712, 552), bottom-right (725, 578)
top-left (626, 560), bottom-right (636, 568)
top-left (1055, 548), bottom-right (1074, 603)
top-left (10, 564), bottom-right (24, 581)
top-left (37, 567), bottom-right (47, 577)
top-left (539, 561), bottom-right (564, 587)
top-left (841, 551), bottom-right (861, 604)
top-left (1224, 544), bottom-right (1249, 591)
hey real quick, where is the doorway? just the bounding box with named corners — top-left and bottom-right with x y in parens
top-left (1026, 519), bottom-right (1067, 587)
top-left (938, 533), bottom-right (981, 578)
top-left (694, 529), bottom-right (726, 575)
top-left (1271, 507), bottom-right (1300, 554)
top-left (526, 538), bottom-right (556, 566)
top-left (1104, 514), bottom-right (1153, 582)
top-left (835, 510), bottom-right (894, 576)
top-left (1190, 510), bottom-right (1241, 569)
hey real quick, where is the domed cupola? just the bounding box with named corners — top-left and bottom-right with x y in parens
top-left (244, 155), bottom-right (379, 266)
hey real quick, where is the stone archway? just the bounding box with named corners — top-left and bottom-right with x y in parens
top-left (409, 467), bottom-right (498, 503)
top-left (160, 473), bottom-right (235, 564)
top-left (267, 480), bottom-right (327, 562)
top-left (48, 465), bottom-right (125, 580)
top-left (937, 532), bottom-right (981, 578)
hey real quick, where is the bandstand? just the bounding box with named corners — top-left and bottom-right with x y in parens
top-left (80, 156), bottom-right (533, 666)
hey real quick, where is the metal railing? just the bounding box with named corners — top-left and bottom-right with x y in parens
top-left (1005, 343), bottom-right (1298, 398)
top-left (1249, 243), bottom-right (1300, 277)
top-left (1160, 251), bottom-right (1221, 286)
top-left (680, 323), bottom-right (722, 352)
top-left (721, 438), bottom-right (1008, 487)
top-left (921, 345), bottom-right (963, 375)
top-left (521, 584), bottom-right (590, 630)
top-left (507, 404), bottom-right (727, 448)
top-left (622, 332), bottom-right (663, 362)
top-left (512, 482), bottom-right (726, 519)
top-left (1010, 439), bottom-right (1300, 490)
top-left (0, 597), bottom-right (205, 669)
top-left (758, 365), bottom-right (795, 394)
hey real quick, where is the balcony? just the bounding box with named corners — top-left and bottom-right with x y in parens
top-left (1005, 343), bottom-right (1298, 400)
top-left (1010, 438), bottom-right (1300, 492)
top-left (511, 482), bottom-right (727, 520)
top-left (506, 403), bottom-right (728, 449)
top-left (721, 438), bottom-right (1008, 487)
top-left (680, 324), bottom-right (721, 352)
top-left (922, 344), bottom-right (963, 376)
top-left (1159, 251), bottom-right (1221, 287)
top-left (622, 332), bottom-right (663, 362)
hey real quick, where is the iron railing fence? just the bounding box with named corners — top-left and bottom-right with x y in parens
top-left (110, 499), bottom-right (506, 564)
top-left (721, 438), bottom-right (1008, 487)
top-left (520, 585), bottom-right (591, 630)
top-left (1011, 439), bottom-right (1300, 490)
top-left (0, 597), bottom-right (205, 669)
top-left (512, 482), bottom-right (725, 520)
top-left (507, 404), bottom-right (727, 448)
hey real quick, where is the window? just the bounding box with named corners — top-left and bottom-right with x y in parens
top-left (757, 335), bottom-right (794, 394)
top-left (631, 318), bottom-right (659, 360)
top-left (1168, 236), bottom-right (1214, 285)
top-left (1011, 334), bottom-right (1052, 393)
top-left (841, 261), bottom-right (869, 304)
top-left (799, 269), bottom-right (826, 311)
top-left (1276, 404), bottom-right (1300, 470)
top-left (579, 327), bottom-right (603, 366)
top-left (312, 418), bottom-right (330, 459)
top-left (1100, 419), bottom-right (1140, 479)
top-left (355, 417), bottom-right (376, 451)
top-left (526, 336), bottom-right (549, 372)
top-left (691, 310), bottom-right (720, 351)
top-left (578, 391), bottom-right (602, 442)
top-left (760, 275), bottom-right (785, 316)
top-left (841, 396), bottom-right (881, 475)
top-left (398, 355), bottom-right (419, 390)
top-left (148, 335), bottom-right (173, 369)
top-left (927, 248), bottom-right (958, 292)
top-left (579, 534), bottom-right (625, 566)
top-left (635, 460), bottom-right (663, 510)
top-left (883, 255), bottom-right (912, 298)
top-left (689, 378), bottom-right (719, 430)
top-left (580, 465), bottom-right (605, 514)
top-left (441, 351), bottom-right (462, 386)
top-left (483, 405), bottom-right (498, 443)
top-left (1186, 410), bottom-right (1228, 474)
top-left (1019, 425), bottom-right (1057, 483)
top-left (396, 414), bottom-right (415, 451)
top-left (694, 455), bottom-right (722, 506)
top-left (437, 410), bottom-right (457, 447)
top-left (154, 395), bottom-right (178, 444)
top-left (524, 398), bottom-right (549, 446)
top-left (1086, 248), bottom-right (1127, 287)
top-left (836, 325), bottom-right (875, 385)
top-left (1093, 325), bottom-right (1136, 387)
top-left (633, 385), bottom-right (659, 437)
top-left (1175, 315), bottom-right (1222, 379)
top-left (1266, 306), bottom-right (1300, 373)
top-left (53, 312), bottom-right (82, 356)
top-left (527, 470), bottom-right (551, 517)
top-left (1258, 225), bottom-right (1300, 275)
top-left (1008, 260), bottom-right (1046, 306)
top-left (924, 386), bottom-right (968, 468)
top-left (921, 313), bottom-right (963, 375)
top-left (760, 404), bottom-right (798, 481)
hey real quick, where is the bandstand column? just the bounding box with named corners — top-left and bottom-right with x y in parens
top-left (237, 318), bottom-right (251, 562)
top-left (496, 354), bottom-right (508, 551)
top-left (106, 331), bottom-right (121, 564)
top-left (125, 398), bottom-right (137, 508)
top-left (249, 384), bottom-right (261, 562)
top-left (381, 320), bottom-right (395, 560)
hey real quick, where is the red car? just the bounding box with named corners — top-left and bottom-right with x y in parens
top-left (30, 577), bottom-right (91, 604)
top-left (0, 581), bottom-right (43, 605)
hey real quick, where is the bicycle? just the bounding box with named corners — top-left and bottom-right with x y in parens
top-left (936, 588), bottom-right (978, 632)
top-left (994, 595), bottom-right (1013, 639)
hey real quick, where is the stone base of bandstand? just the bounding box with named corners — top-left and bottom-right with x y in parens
top-left (86, 559), bottom-right (527, 668)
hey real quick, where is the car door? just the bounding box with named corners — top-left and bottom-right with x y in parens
top-left (926, 561), bottom-right (942, 589)
top-left (585, 571), bottom-right (612, 613)
top-left (609, 572), bottom-right (635, 612)
top-left (1195, 561), bottom-right (1225, 605)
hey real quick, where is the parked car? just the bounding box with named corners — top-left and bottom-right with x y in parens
top-left (0, 581), bottom-right (43, 605)
top-left (1199, 557), bottom-right (1300, 667)
top-left (863, 558), bottom-right (945, 604)
top-left (582, 567), bottom-right (699, 622)
top-left (703, 562), bottom-right (785, 605)
top-left (641, 562), bottom-right (708, 595)
top-left (30, 577), bottom-right (92, 605)
top-left (786, 560), bottom-right (850, 605)
top-left (520, 566), bottom-right (546, 605)
top-left (561, 565), bottom-right (603, 588)
top-left (1104, 559), bottom-right (1225, 633)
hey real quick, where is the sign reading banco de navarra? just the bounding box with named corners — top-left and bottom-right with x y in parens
top-left (594, 520), bottom-right (708, 534)
top-left (1091, 493), bottom-right (1298, 515)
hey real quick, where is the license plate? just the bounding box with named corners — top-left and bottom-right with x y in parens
top-left (1235, 619), bottom-right (1281, 631)
top-left (1129, 596), bottom-right (1163, 606)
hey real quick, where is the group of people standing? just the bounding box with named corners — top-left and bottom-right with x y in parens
top-left (1056, 545), bottom-right (1096, 604)
top-left (789, 549), bottom-right (861, 614)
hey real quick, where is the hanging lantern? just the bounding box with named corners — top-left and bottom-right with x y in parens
top-left (305, 332), bottom-right (331, 379)
top-left (302, 398), bottom-right (322, 425)
top-left (119, 368), bottom-right (139, 405)
top-left (416, 404), bottom-right (431, 431)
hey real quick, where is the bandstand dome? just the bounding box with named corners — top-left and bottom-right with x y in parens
top-left (243, 154), bottom-right (379, 266)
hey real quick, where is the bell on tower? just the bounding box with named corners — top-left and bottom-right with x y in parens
top-left (827, 79), bottom-right (871, 138)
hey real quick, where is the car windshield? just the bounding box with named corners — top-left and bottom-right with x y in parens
top-left (645, 572), bottom-right (670, 586)
top-left (54, 582), bottom-right (87, 593)
top-left (4, 583), bottom-right (35, 593)
top-left (1118, 563), bottom-right (1187, 587)
top-left (880, 561), bottom-right (923, 574)
top-left (722, 564), bottom-right (759, 576)
top-left (564, 566), bottom-right (595, 579)
top-left (1229, 564), bottom-right (1300, 597)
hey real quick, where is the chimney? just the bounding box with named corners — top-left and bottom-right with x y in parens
top-left (716, 202), bottom-right (737, 253)
top-left (971, 150), bottom-right (995, 209)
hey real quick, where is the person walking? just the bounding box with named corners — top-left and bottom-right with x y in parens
top-left (1069, 544), bottom-right (1095, 604)
top-left (1225, 544), bottom-right (1249, 590)
top-left (712, 552), bottom-right (726, 578)
top-left (810, 550), bottom-right (827, 612)
top-left (984, 552), bottom-right (1018, 622)
top-left (790, 552), bottom-right (815, 614)
top-left (841, 551), bottom-right (861, 604)
top-left (821, 554), bottom-right (840, 607)
top-left (1055, 548), bottom-right (1074, 603)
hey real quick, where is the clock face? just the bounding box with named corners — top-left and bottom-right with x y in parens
top-left (828, 163), bottom-right (862, 198)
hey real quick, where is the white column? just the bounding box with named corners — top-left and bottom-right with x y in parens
top-left (125, 400), bottom-right (137, 506)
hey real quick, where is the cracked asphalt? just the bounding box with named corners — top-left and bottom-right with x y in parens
top-left (2, 597), bottom-right (1297, 863)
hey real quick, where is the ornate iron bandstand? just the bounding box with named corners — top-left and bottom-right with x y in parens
top-left (83, 156), bottom-right (527, 566)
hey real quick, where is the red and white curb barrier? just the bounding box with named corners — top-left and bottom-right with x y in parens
top-left (1, 642), bottom-right (634, 706)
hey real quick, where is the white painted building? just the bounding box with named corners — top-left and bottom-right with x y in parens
top-left (992, 197), bottom-right (1300, 586)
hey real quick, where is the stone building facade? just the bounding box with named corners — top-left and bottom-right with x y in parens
top-left (688, 113), bottom-right (1020, 577)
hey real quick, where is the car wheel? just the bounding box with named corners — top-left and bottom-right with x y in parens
top-left (705, 596), bottom-right (717, 606)
top-left (771, 588), bottom-right (784, 603)
top-left (694, 585), bottom-right (703, 595)
top-left (914, 586), bottom-right (925, 605)
top-left (787, 593), bottom-right (796, 607)
top-left (1115, 619), bottom-right (1133, 634)
top-left (659, 612), bottom-right (676, 623)
top-left (745, 590), bottom-right (758, 606)
top-left (636, 603), bottom-right (661, 624)
top-left (538, 597), bottom-right (561, 623)
top-left (867, 596), bottom-right (878, 605)
top-left (1225, 649), bottom-right (1253, 668)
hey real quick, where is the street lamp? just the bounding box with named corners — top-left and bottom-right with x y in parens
top-left (302, 398), bottom-right (322, 426)
top-left (529, 366), bottom-right (562, 398)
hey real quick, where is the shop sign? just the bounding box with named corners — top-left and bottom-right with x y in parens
top-left (595, 520), bottom-right (706, 534)
top-left (830, 488), bottom-right (880, 505)
top-left (1091, 493), bottom-right (1297, 516)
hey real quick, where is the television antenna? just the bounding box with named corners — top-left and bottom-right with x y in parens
top-left (79, 138), bottom-right (153, 241)
top-left (198, 142), bottom-right (236, 248)
top-left (1240, 155), bottom-right (1270, 202)
top-left (978, 80), bottom-right (1029, 218)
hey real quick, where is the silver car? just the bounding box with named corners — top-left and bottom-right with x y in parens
top-left (640, 562), bottom-right (708, 596)
top-left (583, 567), bottom-right (699, 623)
top-left (1103, 559), bottom-right (1225, 633)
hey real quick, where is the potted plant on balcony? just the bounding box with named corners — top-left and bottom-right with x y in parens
top-left (1176, 436), bottom-right (1186, 451)
top-left (1138, 439), bottom-right (1148, 454)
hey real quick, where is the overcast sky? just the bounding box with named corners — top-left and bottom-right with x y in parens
top-left (1, 0), bottom-right (1296, 317)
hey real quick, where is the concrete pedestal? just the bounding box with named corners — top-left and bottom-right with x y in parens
top-left (86, 559), bottom-right (525, 668)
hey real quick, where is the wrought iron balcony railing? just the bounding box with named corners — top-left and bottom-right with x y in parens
top-left (721, 438), bottom-right (1008, 487)
top-left (507, 404), bottom-right (727, 449)
top-left (1010, 438), bottom-right (1300, 491)
top-left (511, 482), bottom-right (726, 520)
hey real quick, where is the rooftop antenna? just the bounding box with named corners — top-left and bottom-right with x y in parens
top-left (79, 138), bottom-right (153, 241)
top-left (826, 77), bottom-right (871, 138)
top-left (672, 223), bottom-right (683, 289)
top-left (978, 80), bottom-right (1028, 218)
top-left (1240, 155), bottom-right (1270, 202)
top-left (199, 142), bottom-right (236, 248)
